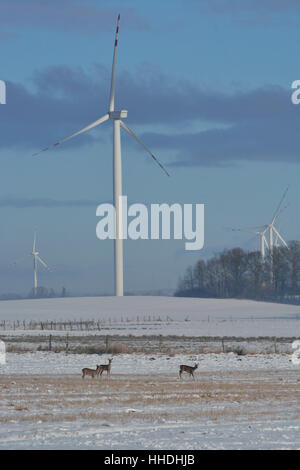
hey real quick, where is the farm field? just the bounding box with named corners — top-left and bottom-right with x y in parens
top-left (0, 296), bottom-right (300, 337)
top-left (0, 351), bottom-right (299, 449)
top-left (0, 296), bottom-right (299, 449)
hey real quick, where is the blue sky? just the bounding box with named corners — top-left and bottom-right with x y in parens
top-left (0, 0), bottom-right (299, 295)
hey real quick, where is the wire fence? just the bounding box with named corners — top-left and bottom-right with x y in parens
top-left (0, 316), bottom-right (176, 332)
top-left (1, 332), bottom-right (296, 355)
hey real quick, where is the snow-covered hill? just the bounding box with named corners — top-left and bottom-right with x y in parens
top-left (0, 296), bottom-right (299, 337)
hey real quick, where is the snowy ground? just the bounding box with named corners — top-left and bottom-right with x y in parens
top-left (0, 350), bottom-right (298, 375)
top-left (0, 296), bottom-right (299, 449)
top-left (0, 351), bottom-right (299, 449)
top-left (1, 418), bottom-right (299, 450)
top-left (0, 296), bottom-right (300, 337)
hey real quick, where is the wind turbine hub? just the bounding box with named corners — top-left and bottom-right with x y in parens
top-left (109, 110), bottom-right (128, 120)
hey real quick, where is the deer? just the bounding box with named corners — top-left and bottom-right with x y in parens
top-left (98, 358), bottom-right (113, 378)
top-left (82, 364), bottom-right (101, 379)
top-left (179, 362), bottom-right (198, 380)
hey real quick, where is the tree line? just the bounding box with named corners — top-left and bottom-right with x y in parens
top-left (175, 241), bottom-right (300, 303)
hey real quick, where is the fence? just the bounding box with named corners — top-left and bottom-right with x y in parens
top-left (1, 333), bottom-right (296, 355)
top-left (0, 316), bottom-right (174, 332)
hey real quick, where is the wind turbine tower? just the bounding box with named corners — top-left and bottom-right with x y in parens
top-left (33, 15), bottom-right (169, 296)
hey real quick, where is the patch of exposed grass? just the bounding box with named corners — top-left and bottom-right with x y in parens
top-left (0, 370), bottom-right (299, 427)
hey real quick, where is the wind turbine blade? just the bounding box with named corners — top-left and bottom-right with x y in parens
top-left (248, 225), bottom-right (269, 230)
top-left (33, 231), bottom-right (36, 252)
top-left (120, 120), bottom-right (170, 176)
top-left (37, 256), bottom-right (51, 271)
top-left (271, 185), bottom-right (289, 224)
top-left (9, 254), bottom-right (31, 267)
top-left (272, 227), bottom-right (288, 248)
top-left (263, 234), bottom-right (269, 249)
top-left (231, 228), bottom-right (259, 235)
top-left (109, 14), bottom-right (120, 112)
top-left (32, 114), bottom-right (109, 156)
top-left (276, 203), bottom-right (289, 219)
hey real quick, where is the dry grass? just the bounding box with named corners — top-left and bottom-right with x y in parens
top-left (3, 334), bottom-right (294, 355)
top-left (0, 369), bottom-right (299, 427)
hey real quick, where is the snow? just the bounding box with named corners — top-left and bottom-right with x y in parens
top-left (1, 296), bottom-right (300, 320)
top-left (0, 296), bottom-right (299, 449)
top-left (0, 419), bottom-right (299, 450)
top-left (0, 351), bottom-right (297, 375)
top-left (0, 296), bottom-right (299, 337)
top-left (0, 351), bottom-right (299, 450)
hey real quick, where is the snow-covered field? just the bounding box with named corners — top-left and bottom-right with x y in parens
top-left (0, 350), bottom-right (297, 375)
top-left (0, 297), bottom-right (299, 449)
top-left (0, 296), bottom-right (300, 337)
top-left (0, 351), bottom-right (299, 449)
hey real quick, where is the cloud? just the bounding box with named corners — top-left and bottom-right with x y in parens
top-left (1, 66), bottom-right (109, 151)
top-left (196, 0), bottom-right (300, 13)
top-left (192, 0), bottom-right (300, 25)
top-left (0, 197), bottom-right (99, 208)
top-left (146, 115), bottom-right (299, 167)
top-left (0, 0), bottom-right (150, 34)
top-left (0, 64), bottom-right (297, 167)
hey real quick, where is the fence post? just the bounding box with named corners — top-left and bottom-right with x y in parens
top-left (105, 335), bottom-right (109, 353)
top-left (66, 334), bottom-right (69, 354)
top-left (222, 339), bottom-right (225, 353)
top-left (49, 334), bottom-right (52, 351)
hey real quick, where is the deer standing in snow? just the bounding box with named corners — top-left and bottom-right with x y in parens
top-left (179, 363), bottom-right (198, 380)
top-left (98, 358), bottom-right (113, 378)
top-left (82, 364), bottom-right (101, 379)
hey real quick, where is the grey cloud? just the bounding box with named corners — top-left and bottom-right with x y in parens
top-left (0, 0), bottom-right (150, 34)
top-left (0, 64), bottom-right (297, 167)
top-left (0, 197), bottom-right (99, 208)
top-left (197, 0), bottom-right (300, 13)
top-left (143, 115), bottom-right (299, 167)
top-left (191, 0), bottom-right (300, 26)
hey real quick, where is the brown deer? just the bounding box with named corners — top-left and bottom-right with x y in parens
top-left (82, 364), bottom-right (101, 379)
top-left (98, 358), bottom-right (113, 378)
top-left (179, 363), bottom-right (198, 380)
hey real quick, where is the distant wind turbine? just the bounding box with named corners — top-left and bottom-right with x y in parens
top-left (33, 14), bottom-right (169, 297)
top-left (10, 232), bottom-right (51, 297)
top-left (230, 187), bottom-right (289, 284)
top-left (231, 227), bottom-right (269, 263)
top-left (231, 187), bottom-right (289, 256)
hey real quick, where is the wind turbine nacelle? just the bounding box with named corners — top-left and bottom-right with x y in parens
top-left (109, 110), bottom-right (128, 120)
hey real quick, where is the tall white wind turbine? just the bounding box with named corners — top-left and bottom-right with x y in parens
top-left (231, 227), bottom-right (269, 263)
top-left (10, 232), bottom-right (51, 297)
top-left (33, 14), bottom-right (169, 297)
